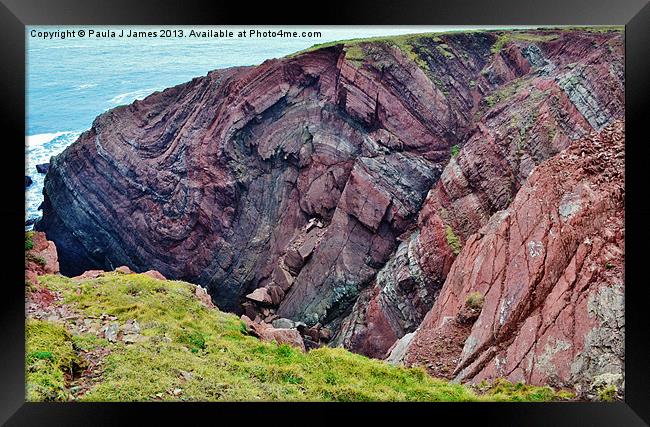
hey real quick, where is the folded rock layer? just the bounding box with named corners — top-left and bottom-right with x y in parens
top-left (37, 29), bottom-right (624, 381)
top-left (391, 121), bottom-right (624, 395)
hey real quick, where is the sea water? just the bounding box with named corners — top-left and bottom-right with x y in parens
top-left (26, 25), bottom-right (516, 225)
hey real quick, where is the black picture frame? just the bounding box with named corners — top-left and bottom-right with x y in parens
top-left (1, 0), bottom-right (649, 425)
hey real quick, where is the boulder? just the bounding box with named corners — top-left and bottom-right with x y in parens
top-left (303, 336), bottom-right (320, 350)
top-left (272, 266), bottom-right (294, 292)
top-left (73, 270), bottom-right (104, 280)
top-left (245, 287), bottom-right (273, 306)
top-left (36, 163), bottom-right (50, 174)
top-left (266, 284), bottom-right (285, 306)
top-left (319, 327), bottom-right (332, 342)
top-left (304, 324), bottom-right (321, 342)
top-left (242, 301), bottom-right (259, 320)
top-left (297, 230), bottom-right (320, 260)
top-left (25, 232), bottom-right (60, 276)
top-left (195, 285), bottom-right (215, 308)
top-left (241, 315), bottom-right (305, 351)
top-left (115, 265), bottom-right (134, 274)
top-left (142, 270), bottom-right (166, 280)
top-left (271, 318), bottom-right (296, 329)
top-left (103, 322), bottom-right (119, 342)
top-left (283, 249), bottom-right (304, 275)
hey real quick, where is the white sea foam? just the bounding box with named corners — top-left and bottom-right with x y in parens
top-left (25, 130), bottom-right (82, 225)
top-left (75, 83), bottom-right (98, 90)
top-left (109, 88), bottom-right (158, 105)
top-left (26, 131), bottom-right (74, 147)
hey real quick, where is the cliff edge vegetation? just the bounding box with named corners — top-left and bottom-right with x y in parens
top-left (26, 270), bottom-right (574, 402)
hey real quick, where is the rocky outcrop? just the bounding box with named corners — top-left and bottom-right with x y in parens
top-left (241, 315), bottom-right (306, 351)
top-left (390, 121), bottom-right (624, 396)
top-left (36, 163), bottom-right (50, 174)
top-left (334, 30), bottom-right (624, 357)
top-left (35, 28), bottom-right (624, 362)
top-left (25, 231), bottom-right (60, 285)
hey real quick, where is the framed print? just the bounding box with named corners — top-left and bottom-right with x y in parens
top-left (1, 0), bottom-right (649, 425)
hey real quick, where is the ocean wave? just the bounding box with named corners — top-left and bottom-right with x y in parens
top-left (25, 130), bottom-right (82, 223)
top-left (75, 83), bottom-right (98, 90)
top-left (109, 88), bottom-right (158, 105)
top-left (26, 131), bottom-right (76, 147)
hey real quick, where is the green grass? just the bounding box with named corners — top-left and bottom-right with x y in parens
top-left (598, 385), bottom-right (617, 401)
top-left (491, 32), bottom-right (560, 54)
top-left (25, 253), bottom-right (47, 267)
top-left (475, 378), bottom-right (575, 402)
top-left (436, 43), bottom-right (455, 59)
top-left (343, 44), bottom-right (366, 68)
top-left (25, 231), bottom-right (34, 251)
top-left (288, 32), bottom-right (456, 72)
top-left (288, 27), bottom-right (619, 65)
top-left (484, 76), bottom-right (530, 108)
top-left (450, 144), bottom-right (460, 158)
top-left (26, 320), bottom-right (79, 401)
top-left (445, 225), bottom-right (462, 256)
top-left (28, 273), bottom-right (573, 401)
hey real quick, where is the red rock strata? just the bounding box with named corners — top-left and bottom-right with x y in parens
top-left (391, 121), bottom-right (624, 395)
top-left (36, 29), bottom-right (624, 390)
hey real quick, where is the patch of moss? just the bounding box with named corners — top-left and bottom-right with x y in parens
top-left (445, 225), bottom-right (462, 256)
top-left (435, 43), bottom-right (455, 59)
top-left (450, 144), bottom-right (460, 158)
top-left (465, 292), bottom-right (485, 310)
top-left (391, 38), bottom-right (430, 71)
top-left (25, 231), bottom-right (34, 251)
top-left (26, 253), bottom-right (47, 267)
top-left (344, 44), bottom-right (366, 67)
top-left (475, 378), bottom-right (575, 402)
top-left (484, 76), bottom-right (529, 108)
top-left (598, 385), bottom-right (618, 401)
top-left (491, 32), bottom-right (560, 54)
top-left (72, 333), bottom-right (109, 352)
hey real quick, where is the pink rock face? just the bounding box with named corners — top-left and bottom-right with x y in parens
top-left (26, 232), bottom-right (60, 277)
top-left (334, 31), bottom-right (624, 358)
top-left (397, 121), bottom-right (625, 394)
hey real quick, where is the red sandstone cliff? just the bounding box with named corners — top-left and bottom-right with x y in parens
top-left (36, 29), bottom-right (624, 392)
top-left (388, 121), bottom-right (624, 397)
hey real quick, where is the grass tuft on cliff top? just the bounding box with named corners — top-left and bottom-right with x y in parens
top-left (29, 273), bottom-right (573, 401)
top-left (288, 26), bottom-right (621, 60)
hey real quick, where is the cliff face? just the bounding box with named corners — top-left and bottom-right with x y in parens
top-left (333, 30), bottom-right (624, 357)
top-left (37, 28), bottom-right (624, 389)
top-left (391, 121), bottom-right (624, 396)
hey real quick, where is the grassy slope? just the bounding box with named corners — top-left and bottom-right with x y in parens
top-left (27, 273), bottom-right (574, 402)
